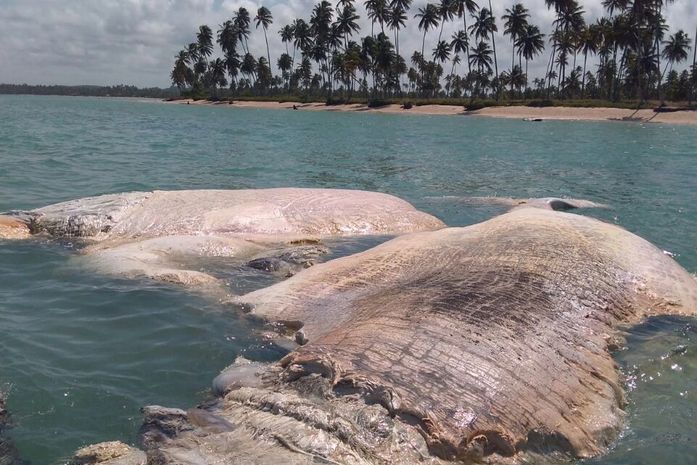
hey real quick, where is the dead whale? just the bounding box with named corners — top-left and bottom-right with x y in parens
top-left (10, 188), bottom-right (444, 241)
top-left (1, 189), bottom-right (445, 285)
top-left (83, 206), bottom-right (696, 464)
top-left (6, 191), bottom-right (695, 463)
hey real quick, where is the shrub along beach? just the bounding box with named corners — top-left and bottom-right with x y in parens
top-left (169, 0), bottom-right (697, 116)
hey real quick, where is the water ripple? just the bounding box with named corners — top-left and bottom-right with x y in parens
top-left (0, 95), bottom-right (696, 464)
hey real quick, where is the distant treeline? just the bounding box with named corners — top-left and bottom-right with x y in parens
top-left (172, 0), bottom-right (697, 104)
top-left (0, 84), bottom-right (180, 98)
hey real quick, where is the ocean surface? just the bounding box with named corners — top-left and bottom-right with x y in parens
top-left (0, 94), bottom-right (695, 464)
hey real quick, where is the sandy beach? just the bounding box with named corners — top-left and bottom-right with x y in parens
top-left (171, 98), bottom-right (697, 125)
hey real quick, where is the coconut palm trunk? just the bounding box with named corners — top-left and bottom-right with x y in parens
top-left (291, 45), bottom-right (296, 71)
top-left (263, 29), bottom-right (272, 75)
top-left (525, 57), bottom-right (529, 87)
top-left (613, 49), bottom-right (627, 101)
top-left (691, 25), bottom-right (697, 105)
top-left (608, 45), bottom-right (617, 100)
top-left (421, 30), bottom-right (427, 92)
top-left (582, 50), bottom-right (588, 96)
top-left (545, 42), bottom-right (556, 97)
top-left (488, 0), bottom-right (499, 100)
top-left (463, 14), bottom-right (472, 76)
top-left (395, 29), bottom-right (399, 59)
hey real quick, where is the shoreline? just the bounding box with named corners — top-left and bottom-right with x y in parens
top-left (170, 98), bottom-right (697, 125)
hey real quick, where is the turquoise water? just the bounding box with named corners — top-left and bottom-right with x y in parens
top-left (0, 95), bottom-right (695, 464)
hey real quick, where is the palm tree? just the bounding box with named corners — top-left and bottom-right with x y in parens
top-left (279, 24), bottom-right (294, 56)
top-left (546, 69), bottom-right (558, 93)
top-left (293, 19), bottom-right (313, 56)
top-left (241, 53), bottom-right (258, 82)
top-left (309, 1), bottom-right (335, 89)
top-left (224, 51), bottom-right (241, 88)
top-left (365, 0), bottom-right (390, 35)
top-left (578, 24), bottom-right (599, 95)
top-left (469, 40), bottom-right (493, 96)
top-left (554, 29), bottom-right (576, 96)
top-left (554, 1), bottom-right (584, 34)
top-left (662, 30), bottom-right (691, 78)
top-left (502, 3), bottom-right (529, 70)
top-left (387, 6), bottom-right (407, 58)
top-left (277, 53), bottom-right (293, 89)
top-left (389, 0), bottom-right (412, 54)
top-left (298, 56), bottom-right (313, 89)
top-left (171, 51), bottom-right (192, 90)
top-left (515, 25), bottom-right (545, 85)
top-left (486, 0), bottom-right (499, 98)
top-left (691, 25), bottom-right (697, 104)
top-left (256, 57), bottom-right (273, 89)
top-left (415, 4), bottom-right (440, 63)
top-left (454, 0), bottom-right (478, 75)
top-left (336, 5), bottom-right (361, 49)
top-left (450, 29), bottom-right (469, 75)
top-left (217, 21), bottom-right (238, 56)
top-left (310, 1), bottom-right (334, 40)
top-left (468, 7), bottom-right (497, 94)
top-left (544, 0), bottom-right (581, 97)
top-left (433, 40), bottom-right (452, 64)
top-left (562, 66), bottom-right (582, 97)
top-left (554, 1), bottom-right (584, 78)
top-left (437, 0), bottom-right (457, 43)
top-left (469, 40), bottom-right (492, 73)
top-left (449, 54), bottom-right (462, 80)
top-left (171, 0), bottom-right (690, 102)
top-left (364, 0), bottom-right (377, 36)
top-left (233, 8), bottom-right (252, 53)
top-left (390, 0), bottom-right (412, 16)
top-left (193, 58), bottom-right (208, 85)
top-left (186, 42), bottom-right (200, 64)
top-left (508, 64), bottom-right (526, 94)
top-left (255, 7), bottom-right (274, 74)
top-left (601, 0), bottom-right (627, 17)
top-left (372, 33), bottom-right (397, 93)
top-left (469, 8), bottom-right (495, 42)
top-left (197, 25), bottom-right (214, 59)
top-left (208, 58), bottom-right (228, 95)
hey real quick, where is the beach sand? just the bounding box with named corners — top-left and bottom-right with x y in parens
top-left (171, 99), bottom-right (697, 125)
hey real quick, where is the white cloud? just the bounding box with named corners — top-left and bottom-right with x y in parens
top-left (0, 0), bottom-right (694, 87)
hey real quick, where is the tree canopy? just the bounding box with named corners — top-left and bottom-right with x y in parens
top-left (171, 1), bottom-right (696, 103)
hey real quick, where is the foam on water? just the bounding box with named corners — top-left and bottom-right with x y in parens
top-left (0, 95), bottom-right (696, 464)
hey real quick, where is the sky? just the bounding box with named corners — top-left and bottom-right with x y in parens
top-left (0, 0), bottom-right (695, 88)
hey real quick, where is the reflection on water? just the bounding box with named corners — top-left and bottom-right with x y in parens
top-left (585, 317), bottom-right (697, 465)
top-left (0, 95), bottom-right (696, 464)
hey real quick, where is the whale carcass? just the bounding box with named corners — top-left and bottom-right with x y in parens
top-left (96, 206), bottom-right (697, 465)
top-left (0, 189), bottom-right (445, 285)
top-left (4, 191), bottom-right (696, 464)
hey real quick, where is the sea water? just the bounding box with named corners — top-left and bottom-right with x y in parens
top-left (0, 95), bottom-right (695, 464)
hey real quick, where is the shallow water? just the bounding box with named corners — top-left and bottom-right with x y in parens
top-left (0, 95), bottom-right (695, 464)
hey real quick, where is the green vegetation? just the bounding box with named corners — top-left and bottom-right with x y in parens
top-left (178, 93), bottom-right (677, 111)
top-left (0, 84), bottom-right (178, 98)
top-left (171, 0), bottom-right (697, 107)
